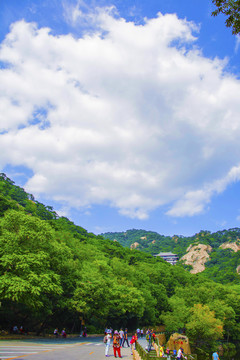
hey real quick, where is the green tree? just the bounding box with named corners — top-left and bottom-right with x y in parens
top-left (0, 210), bottom-right (62, 309)
top-left (212, 0), bottom-right (240, 34)
top-left (160, 296), bottom-right (189, 333)
top-left (186, 304), bottom-right (223, 352)
top-left (209, 299), bottom-right (236, 342)
top-left (72, 259), bottom-right (146, 328)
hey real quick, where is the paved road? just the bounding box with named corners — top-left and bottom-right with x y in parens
top-left (0, 337), bottom-right (137, 360)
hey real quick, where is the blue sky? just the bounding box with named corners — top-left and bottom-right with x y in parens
top-left (1, 0), bottom-right (240, 236)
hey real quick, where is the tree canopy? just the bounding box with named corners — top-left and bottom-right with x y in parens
top-left (0, 173), bottom-right (240, 358)
top-left (212, 0), bottom-right (240, 34)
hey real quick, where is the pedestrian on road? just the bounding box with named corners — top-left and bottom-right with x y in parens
top-left (122, 328), bottom-right (130, 347)
top-left (146, 329), bottom-right (152, 352)
top-left (54, 328), bottom-right (59, 338)
top-left (130, 332), bottom-right (138, 355)
top-left (212, 351), bottom-right (220, 360)
top-left (83, 327), bottom-right (87, 337)
top-left (152, 329), bottom-right (156, 342)
top-left (141, 329), bottom-right (144, 338)
top-left (119, 328), bottom-right (124, 347)
top-left (113, 330), bottom-right (122, 358)
top-left (104, 331), bottom-right (112, 357)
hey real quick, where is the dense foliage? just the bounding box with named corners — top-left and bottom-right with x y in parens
top-left (1, 173), bottom-right (240, 358)
top-left (0, 174), bottom-right (191, 333)
top-left (212, 0), bottom-right (240, 34)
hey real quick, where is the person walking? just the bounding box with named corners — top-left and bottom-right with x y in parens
top-left (83, 326), bottom-right (87, 337)
top-left (119, 328), bottom-right (124, 347)
top-left (146, 329), bottom-right (152, 352)
top-left (104, 331), bottom-right (112, 357)
top-left (130, 332), bottom-right (138, 355)
top-left (122, 328), bottom-right (130, 347)
top-left (113, 330), bottom-right (122, 358)
top-left (212, 351), bottom-right (220, 360)
top-left (152, 329), bottom-right (156, 342)
top-left (141, 329), bottom-right (144, 338)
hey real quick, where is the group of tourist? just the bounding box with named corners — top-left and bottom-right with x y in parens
top-left (104, 326), bottom-right (222, 359)
top-left (104, 328), bottom-right (141, 358)
top-left (53, 328), bottom-right (67, 339)
top-left (53, 328), bottom-right (67, 338)
top-left (53, 326), bottom-right (88, 339)
top-left (103, 328), bottom-right (188, 359)
top-left (11, 325), bottom-right (28, 335)
top-left (145, 328), bottom-right (157, 352)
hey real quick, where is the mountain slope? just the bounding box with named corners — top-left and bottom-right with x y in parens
top-left (102, 229), bottom-right (240, 283)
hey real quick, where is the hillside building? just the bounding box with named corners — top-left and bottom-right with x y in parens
top-left (154, 252), bottom-right (179, 265)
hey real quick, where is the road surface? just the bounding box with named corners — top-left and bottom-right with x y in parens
top-left (0, 337), bottom-right (139, 360)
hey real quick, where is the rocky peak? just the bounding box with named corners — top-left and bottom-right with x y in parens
top-left (219, 240), bottom-right (240, 252)
top-left (181, 244), bottom-right (212, 274)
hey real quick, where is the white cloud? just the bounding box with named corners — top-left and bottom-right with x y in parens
top-left (235, 35), bottom-right (240, 53)
top-left (167, 165), bottom-right (240, 217)
top-left (1, 9), bottom-right (240, 219)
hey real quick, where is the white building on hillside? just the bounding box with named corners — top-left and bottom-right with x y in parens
top-left (154, 252), bottom-right (178, 265)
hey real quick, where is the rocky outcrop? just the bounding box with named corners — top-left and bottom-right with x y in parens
top-left (130, 242), bottom-right (139, 249)
top-left (181, 244), bottom-right (212, 274)
top-left (220, 241), bottom-right (240, 252)
top-left (219, 241), bottom-right (240, 275)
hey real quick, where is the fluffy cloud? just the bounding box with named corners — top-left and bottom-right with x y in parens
top-left (1, 8), bottom-right (240, 219)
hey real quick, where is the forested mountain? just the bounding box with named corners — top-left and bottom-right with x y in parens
top-left (1, 173), bottom-right (240, 359)
top-left (101, 229), bottom-right (240, 284)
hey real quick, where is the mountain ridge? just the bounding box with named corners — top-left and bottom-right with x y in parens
top-left (101, 228), bottom-right (240, 283)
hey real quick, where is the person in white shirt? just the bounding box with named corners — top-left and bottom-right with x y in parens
top-left (119, 329), bottom-right (124, 347)
top-left (177, 347), bottom-right (186, 360)
top-left (105, 332), bottom-right (112, 357)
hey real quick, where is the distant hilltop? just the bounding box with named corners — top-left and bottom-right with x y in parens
top-left (101, 229), bottom-right (240, 283)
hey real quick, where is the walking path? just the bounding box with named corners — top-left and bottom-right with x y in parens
top-left (0, 339), bottom-right (140, 360)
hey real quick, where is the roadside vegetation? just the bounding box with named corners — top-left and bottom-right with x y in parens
top-left (0, 173), bottom-right (240, 359)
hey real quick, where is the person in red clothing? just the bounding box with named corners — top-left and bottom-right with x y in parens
top-left (113, 330), bottom-right (122, 358)
top-left (152, 330), bottom-right (156, 342)
top-left (130, 332), bottom-right (138, 344)
top-left (130, 332), bottom-right (138, 355)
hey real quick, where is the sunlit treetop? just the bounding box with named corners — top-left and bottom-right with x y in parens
top-left (212, 0), bottom-right (240, 34)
